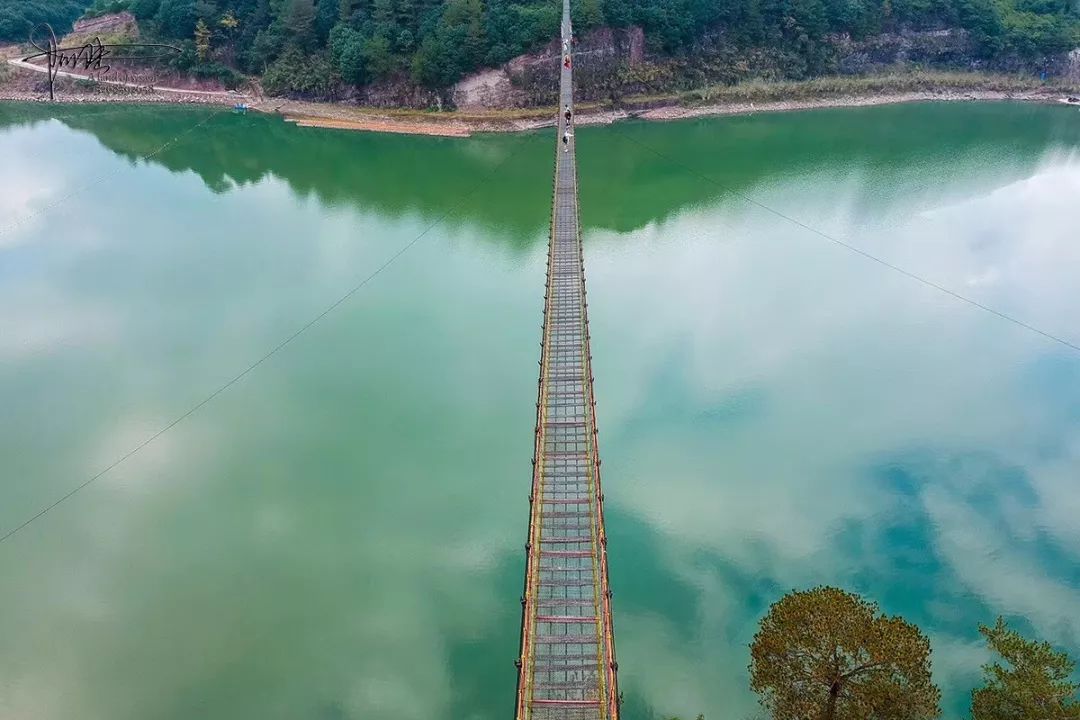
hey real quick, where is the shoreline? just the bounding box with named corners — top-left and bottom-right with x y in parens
top-left (2, 60), bottom-right (1075, 136)
top-left (634, 88), bottom-right (1073, 122)
top-left (3, 88), bottom-right (1069, 134)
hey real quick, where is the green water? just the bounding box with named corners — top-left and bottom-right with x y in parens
top-left (1, 101), bottom-right (1079, 720)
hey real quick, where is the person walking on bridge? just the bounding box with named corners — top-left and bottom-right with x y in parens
top-left (563, 55), bottom-right (571, 69)
top-left (564, 104), bottom-right (572, 124)
top-left (562, 129), bottom-right (573, 152)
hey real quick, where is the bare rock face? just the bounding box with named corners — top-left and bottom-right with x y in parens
top-left (448, 25), bottom-right (645, 109)
top-left (834, 30), bottom-right (1077, 77)
top-left (72, 12), bottom-right (138, 36)
top-left (452, 68), bottom-right (524, 111)
top-left (834, 29), bottom-right (972, 74)
top-left (1068, 48), bottom-right (1080, 81)
top-left (574, 26), bottom-right (645, 65)
top-left (355, 80), bottom-right (443, 109)
top-left (503, 26), bottom-right (646, 106)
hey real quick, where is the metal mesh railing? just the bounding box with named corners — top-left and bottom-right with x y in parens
top-left (514, 1), bottom-right (620, 718)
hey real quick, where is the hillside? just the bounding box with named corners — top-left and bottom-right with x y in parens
top-left (7, 0), bottom-right (1080, 108)
top-left (0, 0), bottom-right (92, 41)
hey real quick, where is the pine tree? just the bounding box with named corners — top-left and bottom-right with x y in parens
top-left (750, 587), bottom-right (941, 720)
top-left (283, 0), bottom-right (316, 49)
top-left (972, 618), bottom-right (1080, 720)
top-left (195, 18), bottom-right (213, 61)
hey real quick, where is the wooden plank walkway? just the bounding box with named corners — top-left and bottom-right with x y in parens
top-left (514, 2), bottom-right (620, 718)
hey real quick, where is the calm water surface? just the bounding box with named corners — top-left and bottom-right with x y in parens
top-left (1, 102), bottom-right (1079, 719)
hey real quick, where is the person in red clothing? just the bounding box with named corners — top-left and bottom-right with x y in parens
top-left (563, 55), bottom-right (571, 69)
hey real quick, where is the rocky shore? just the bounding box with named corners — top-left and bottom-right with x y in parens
top-left (2, 54), bottom-right (1075, 138)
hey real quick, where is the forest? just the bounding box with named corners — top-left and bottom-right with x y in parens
top-left (0, 0), bottom-right (90, 41)
top-left (5, 0), bottom-right (1079, 97)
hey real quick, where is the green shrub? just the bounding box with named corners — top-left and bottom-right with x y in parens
top-left (191, 61), bottom-right (244, 89)
top-left (262, 47), bottom-right (337, 98)
top-left (0, 0), bottom-right (87, 42)
top-left (83, 1), bottom-right (132, 20)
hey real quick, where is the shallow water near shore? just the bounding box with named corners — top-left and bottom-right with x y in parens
top-left (1, 101), bottom-right (1080, 719)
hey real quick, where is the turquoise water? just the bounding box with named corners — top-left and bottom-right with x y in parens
top-left (1, 101), bottom-right (1079, 719)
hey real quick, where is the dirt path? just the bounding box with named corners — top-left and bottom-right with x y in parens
top-left (6, 57), bottom-right (248, 98)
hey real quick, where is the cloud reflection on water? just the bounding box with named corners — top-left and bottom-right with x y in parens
top-left (1, 104), bottom-right (1079, 720)
top-left (0, 135), bottom-right (540, 718)
top-left (588, 147), bottom-right (1080, 719)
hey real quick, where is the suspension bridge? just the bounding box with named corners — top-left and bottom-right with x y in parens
top-left (514, 1), bottom-right (620, 718)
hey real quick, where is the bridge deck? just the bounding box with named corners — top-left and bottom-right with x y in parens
top-left (515, 2), bottom-right (619, 719)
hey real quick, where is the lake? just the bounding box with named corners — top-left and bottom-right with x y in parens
top-left (1, 101), bottom-right (1079, 720)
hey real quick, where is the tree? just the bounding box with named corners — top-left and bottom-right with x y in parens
top-left (957, 0), bottom-right (1006, 57)
top-left (972, 617), bottom-right (1080, 720)
top-left (0, 0), bottom-right (90, 42)
top-left (371, 0), bottom-right (395, 34)
top-left (573, 0), bottom-right (603, 31)
top-left (749, 587), bottom-right (941, 720)
top-left (156, 0), bottom-right (199, 38)
top-left (262, 45), bottom-right (336, 95)
top-left (283, 0), bottom-right (316, 49)
top-left (248, 24), bottom-right (285, 70)
top-left (411, 30), bottom-right (445, 85)
top-left (31, 0), bottom-right (1080, 93)
top-left (314, 0), bottom-right (338, 42)
top-left (130, 0), bottom-right (163, 20)
top-left (363, 33), bottom-right (396, 78)
top-left (446, 0), bottom-right (484, 68)
top-left (410, 0), bottom-right (483, 87)
top-left (328, 22), bottom-right (367, 83)
top-left (219, 9), bottom-right (240, 31)
top-left (195, 18), bottom-right (213, 61)
top-left (194, 0), bottom-right (219, 20)
top-left (216, 9), bottom-right (240, 59)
